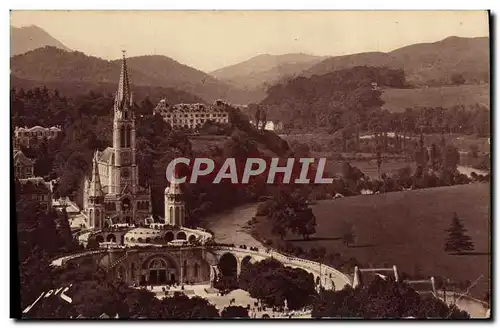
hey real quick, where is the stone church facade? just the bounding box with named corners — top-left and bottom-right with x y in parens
top-left (83, 53), bottom-right (151, 228)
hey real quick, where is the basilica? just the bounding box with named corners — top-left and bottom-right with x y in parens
top-left (82, 53), bottom-right (151, 228)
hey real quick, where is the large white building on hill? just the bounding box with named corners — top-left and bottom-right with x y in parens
top-left (153, 99), bottom-right (230, 129)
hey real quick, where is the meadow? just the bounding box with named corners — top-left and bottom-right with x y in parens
top-left (381, 84), bottom-right (490, 112)
top-left (252, 183), bottom-right (491, 299)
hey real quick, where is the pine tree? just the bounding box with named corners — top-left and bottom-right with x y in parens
top-left (444, 212), bottom-right (475, 254)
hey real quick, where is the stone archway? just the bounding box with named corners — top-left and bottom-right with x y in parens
top-left (188, 234), bottom-right (197, 243)
top-left (218, 253), bottom-right (238, 277)
top-left (95, 235), bottom-right (104, 243)
top-left (141, 255), bottom-right (180, 286)
top-left (240, 255), bottom-right (253, 274)
top-left (177, 231), bottom-right (187, 240)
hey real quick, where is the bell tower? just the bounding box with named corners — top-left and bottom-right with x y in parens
top-left (164, 172), bottom-right (185, 227)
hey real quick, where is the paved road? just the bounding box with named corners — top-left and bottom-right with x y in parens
top-left (203, 203), bottom-right (264, 248)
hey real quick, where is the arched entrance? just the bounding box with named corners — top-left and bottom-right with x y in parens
top-left (142, 256), bottom-right (179, 285)
top-left (165, 231), bottom-right (174, 242)
top-left (188, 235), bottom-right (197, 243)
top-left (240, 256), bottom-right (253, 273)
top-left (106, 234), bottom-right (117, 242)
top-left (121, 197), bottom-right (131, 212)
top-left (95, 235), bottom-right (104, 243)
top-left (218, 253), bottom-right (238, 277)
top-left (177, 231), bottom-right (187, 240)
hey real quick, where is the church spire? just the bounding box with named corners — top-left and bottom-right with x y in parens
top-left (89, 151), bottom-right (103, 198)
top-left (115, 50), bottom-right (131, 110)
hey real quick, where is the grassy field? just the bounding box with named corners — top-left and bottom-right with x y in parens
top-left (324, 158), bottom-right (413, 179)
top-left (252, 183), bottom-right (491, 298)
top-left (381, 84), bottom-right (490, 112)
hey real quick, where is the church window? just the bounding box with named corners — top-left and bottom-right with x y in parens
top-left (169, 207), bottom-right (173, 221)
top-left (175, 207), bottom-right (180, 224)
top-left (120, 126), bottom-right (125, 148)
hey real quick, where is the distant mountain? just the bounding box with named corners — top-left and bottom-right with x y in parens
top-left (115, 55), bottom-right (260, 104)
top-left (10, 25), bottom-right (71, 56)
top-left (10, 47), bottom-right (256, 104)
top-left (210, 53), bottom-right (326, 99)
top-left (304, 36), bottom-right (490, 86)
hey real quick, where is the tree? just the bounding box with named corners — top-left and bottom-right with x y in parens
top-left (311, 276), bottom-right (470, 318)
top-left (443, 146), bottom-right (460, 172)
top-left (444, 212), bottom-right (475, 254)
top-left (376, 149), bottom-right (382, 178)
top-left (238, 258), bottom-right (316, 310)
top-left (221, 306), bottom-right (249, 318)
top-left (341, 222), bottom-right (356, 247)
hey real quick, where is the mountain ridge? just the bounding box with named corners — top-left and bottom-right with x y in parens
top-left (304, 36), bottom-right (490, 86)
top-left (10, 47), bottom-right (259, 104)
top-left (11, 25), bottom-right (71, 56)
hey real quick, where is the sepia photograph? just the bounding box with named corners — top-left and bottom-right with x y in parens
top-left (10, 10), bottom-right (491, 319)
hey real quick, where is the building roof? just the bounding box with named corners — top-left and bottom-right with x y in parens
top-left (18, 177), bottom-right (51, 192)
top-left (89, 152), bottom-right (104, 198)
top-left (98, 147), bottom-right (114, 164)
top-left (15, 126), bottom-right (62, 133)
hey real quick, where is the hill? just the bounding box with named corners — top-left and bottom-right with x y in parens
top-left (10, 75), bottom-right (204, 105)
top-left (211, 53), bottom-right (325, 94)
top-left (10, 25), bottom-right (71, 56)
top-left (305, 36), bottom-right (489, 86)
top-left (252, 183), bottom-right (491, 299)
top-left (259, 66), bottom-right (407, 131)
top-left (10, 47), bottom-right (255, 104)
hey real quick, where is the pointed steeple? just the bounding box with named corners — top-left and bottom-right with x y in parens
top-left (115, 50), bottom-right (131, 110)
top-left (89, 151), bottom-right (104, 198)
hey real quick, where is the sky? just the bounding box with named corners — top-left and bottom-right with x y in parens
top-left (10, 10), bottom-right (490, 72)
